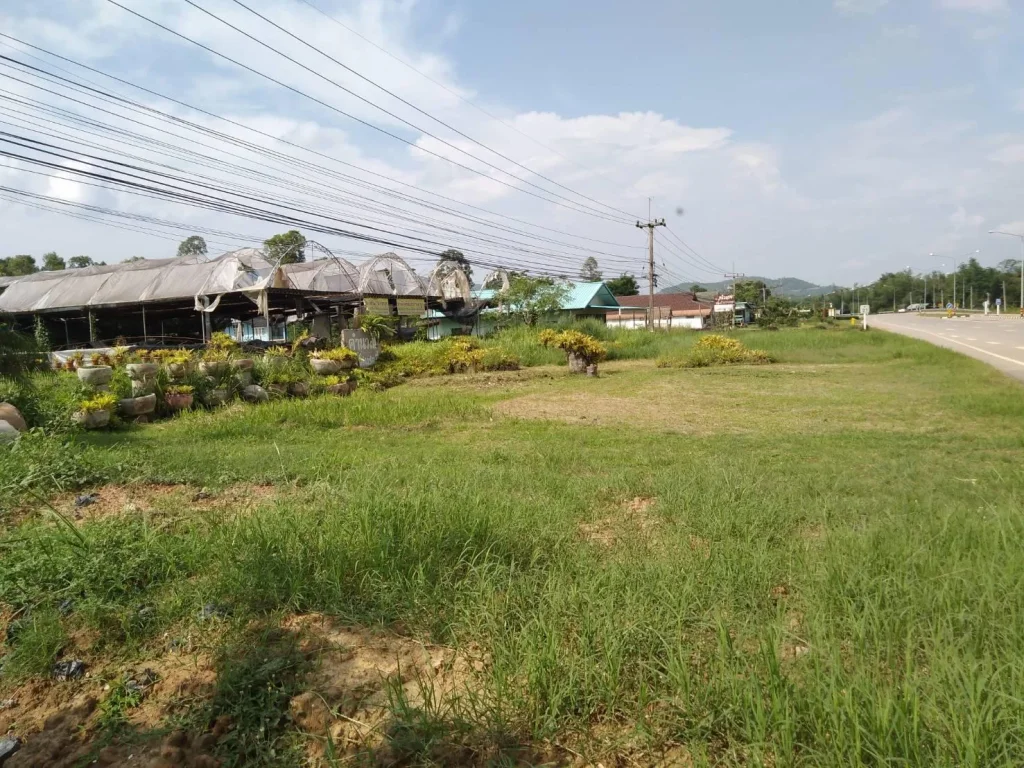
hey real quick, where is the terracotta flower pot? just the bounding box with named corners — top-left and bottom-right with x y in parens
top-left (119, 393), bottom-right (157, 417)
top-left (77, 366), bottom-right (113, 387)
top-left (310, 358), bottom-right (343, 376)
top-left (165, 393), bottom-right (194, 411)
top-left (74, 409), bottom-right (111, 429)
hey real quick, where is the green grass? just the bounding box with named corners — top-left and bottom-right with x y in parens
top-left (3, 324), bottom-right (1024, 765)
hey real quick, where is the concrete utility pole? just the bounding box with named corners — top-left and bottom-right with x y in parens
top-left (636, 217), bottom-right (666, 331)
top-left (724, 267), bottom-right (744, 326)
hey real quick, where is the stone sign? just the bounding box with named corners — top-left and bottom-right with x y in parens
top-left (341, 329), bottom-right (380, 368)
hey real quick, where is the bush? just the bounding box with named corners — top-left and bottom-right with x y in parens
top-left (657, 334), bottom-right (773, 369)
top-left (539, 329), bottom-right (607, 365)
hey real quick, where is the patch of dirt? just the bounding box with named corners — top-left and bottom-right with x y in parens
top-left (0, 649), bottom-right (221, 767)
top-left (497, 392), bottom-right (668, 429)
top-left (45, 483), bottom-right (278, 525)
top-left (579, 497), bottom-right (659, 548)
top-left (281, 614), bottom-right (480, 764)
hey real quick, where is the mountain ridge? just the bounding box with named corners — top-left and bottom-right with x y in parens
top-left (661, 276), bottom-right (838, 299)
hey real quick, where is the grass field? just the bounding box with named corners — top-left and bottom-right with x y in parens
top-left (3, 326), bottom-right (1024, 766)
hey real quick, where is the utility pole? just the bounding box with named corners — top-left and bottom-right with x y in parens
top-left (635, 217), bottom-right (666, 331)
top-left (724, 267), bottom-right (744, 326)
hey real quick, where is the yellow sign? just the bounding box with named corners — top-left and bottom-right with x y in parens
top-left (362, 297), bottom-right (391, 316)
top-left (396, 298), bottom-right (426, 316)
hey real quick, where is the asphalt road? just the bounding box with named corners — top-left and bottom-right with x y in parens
top-left (870, 312), bottom-right (1024, 382)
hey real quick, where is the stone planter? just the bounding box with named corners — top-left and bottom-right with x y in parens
top-left (0, 403), bottom-right (27, 433)
top-left (289, 382), bottom-right (310, 398)
top-left (165, 393), bottom-right (194, 411)
top-left (77, 366), bottom-right (113, 387)
top-left (0, 420), bottom-right (19, 444)
top-left (267, 383), bottom-right (288, 397)
top-left (264, 356), bottom-right (289, 370)
top-left (232, 358), bottom-right (254, 372)
top-left (74, 409), bottom-right (111, 429)
top-left (199, 361), bottom-right (230, 378)
top-left (204, 388), bottom-right (230, 407)
top-left (567, 353), bottom-right (588, 374)
top-left (165, 362), bottom-right (192, 380)
top-left (325, 382), bottom-right (352, 397)
top-left (126, 363), bottom-right (159, 380)
top-left (119, 393), bottom-right (157, 418)
top-left (310, 358), bottom-right (343, 376)
top-left (241, 385), bottom-right (269, 403)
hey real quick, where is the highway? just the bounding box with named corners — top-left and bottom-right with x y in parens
top-left (870, 312), bottom-right (1024, 382)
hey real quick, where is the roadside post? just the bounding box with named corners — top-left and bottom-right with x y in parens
top-left (996, 297), bottom-right (1002, 316)
top-left (860, 304), bottom-right (870, 330)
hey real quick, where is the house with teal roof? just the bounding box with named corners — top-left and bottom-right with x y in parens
top-left (422, 281), bottom-right (620, 340)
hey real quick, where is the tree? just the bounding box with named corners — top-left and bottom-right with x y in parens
top-left (42, 251), bottom-right (65, 271)
top-left (496, 275), bottom-right (570, 325)
top-left (0, 255), bottom-right (38, 276)
top-left (124, 256), bottom-right (146, 263)
top-left (33, 315), bottom-right (50, 353)
top-left (998, 259), bottom-right (1021, 275)
top-left (437, 248), bottom-right (472, 282)
top-left (691, 284), bottom-right (706, 294)
top-left (177, 235), bottom-right (208, 258)
top-left (68, 256), bottom-right (105, 269)
top-left (579, 256), bottom-right (602, 282)
top-left (735, 280), bottom-right (771, 305)
top-left (605, 273), bottom-right (639, 296)
top-left (263, 230), bottom-right (307, 265)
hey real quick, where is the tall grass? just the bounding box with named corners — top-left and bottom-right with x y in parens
top-left (3, 326), bottom-right (1024, 764)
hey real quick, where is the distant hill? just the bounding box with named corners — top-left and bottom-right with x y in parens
top-left (661, 276), bottom-right (837, 299)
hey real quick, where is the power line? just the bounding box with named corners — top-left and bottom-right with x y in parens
top-left (223, 0), bottom-right (639, 222)
top-left (0, 35), bottom-right (646, 250)
top-left (104, 0), bottom-right (633, 224)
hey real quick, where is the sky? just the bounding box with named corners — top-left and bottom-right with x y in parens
top-left (0, 0), bottom-right (1022, 288)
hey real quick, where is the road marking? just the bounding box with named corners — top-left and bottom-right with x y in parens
top-left (1017, 346), bottom-right (1024, 351)
top-left (903, 327), bottom-right (1024, 369)
top-left (967, 337), bottom-right (977, 341)
top-left (950, 335), bottom-right (960, 338)
top-left (987, 341), bottom-right (1000, 345)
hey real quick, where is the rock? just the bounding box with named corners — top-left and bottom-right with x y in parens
top-left (241, 385), bottom-right (269, 403)
top-left (0, 699), bottom-right (16, 711)
top-left (198, 602), bottom-right (231, 621)
top-left (0, 421), bottom-right (19, 444)
top-left (52, 659), bottom-right (86, 681)
top-left (0, 403), bottom-right (26, 432)
top-left (0, 736), bottom-right (21, 763)
top-left (75, 493), bottom-right (98, 508)
top-left (125, 668), bottom-right (159, 697)
top-left (191, 490), bottom-right (212, 502)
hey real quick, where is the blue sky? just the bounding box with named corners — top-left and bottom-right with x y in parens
top-left (0, 0), bottom-right (1022, 287)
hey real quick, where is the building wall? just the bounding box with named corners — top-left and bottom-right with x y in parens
top-left (606, 313), bottom-right (706, 330)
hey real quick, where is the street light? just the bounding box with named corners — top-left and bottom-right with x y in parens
top-left (988, 230), bottom-right (1024, 310)
top-left (931, 250), bottom-right (979, 309)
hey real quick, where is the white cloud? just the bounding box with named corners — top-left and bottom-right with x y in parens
top-left (882, 25), bottom-right (920, 38)
top-left (989, 144), bottom-right (1024, 164)
top-left (834, 0), bottom-right (889, 14)
top-left (939, 0), bottom-right (1008, 12)
top-left (949, 205), bottom-right (984, 230)
top-left (971, 25), bottom-right (1003, 39)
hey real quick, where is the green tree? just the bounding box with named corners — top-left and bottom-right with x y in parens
top-left (579, 256), bottom-right (602, 282)
top-left (177, 235), bottom-right (208, 258)
top-left (41, 252), bottom-right (65, 271)
top-left (735, 280), bottom-right (770, 304)
top-left (124, 256), bottom-right (146, 263)
top-left (605, 273), bottom-right (639, 296)
top-left (33, 315), bottom-right (50, 353)
top-left (690, 284), bottom-right (706, 294)
top-left (68, 256), bottom-right (105, 269)
top-left (438, 248), bottom-right (472, 281)
top-left (496, 275), bottom-right (570, 325)
top-left (0, 323), bottom-right (40, 378)
top-left (263, 230), bottom-right (306, 265)
top-left (0, 255), bottom-right (38, 276)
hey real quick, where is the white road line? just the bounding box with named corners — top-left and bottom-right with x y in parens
top-left (967, 337), bottom-right (977, 341)
top-left (1016, 346), bottom-right (1024, 351)
top-left (905, 327), bottom-right (1024, 368)
top-left (987, 341), bottom-right (1000, 345)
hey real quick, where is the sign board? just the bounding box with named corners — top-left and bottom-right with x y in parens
top-left (340, 329), bottom-right (380, 368)
top-left (396, 297), bottom-right (426, 316)
top-left (859, 305), bottom-right (870, 315)
top-left (996, 298), bottom-right (1003, 306)
top-left (362, 297), bottom-right (391, 316)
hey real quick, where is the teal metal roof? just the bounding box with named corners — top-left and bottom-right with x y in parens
top-left (470, 282), bottom-right (617, 310)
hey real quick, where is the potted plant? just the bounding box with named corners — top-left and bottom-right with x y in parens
top-left (310, 347), bottom-right (359, 375)
top-left (74, 392), bottom-right (117, 429)
top-left (263, 346), bottom-right (291, 370)
top-left (199, 348), bottom-right (232, 378)
top-left (164, 384), bottom-right (194, 411)
top-left (321, 375), bottom-right (353, 397)
top-left (163, 349), bottom-right (194, 380)
top-left (538, 329), bottom-right (608, 374)
top-left (119, 392), bottom-right (158, 419)
top-left (77, 359), bottom-right (113, 387)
